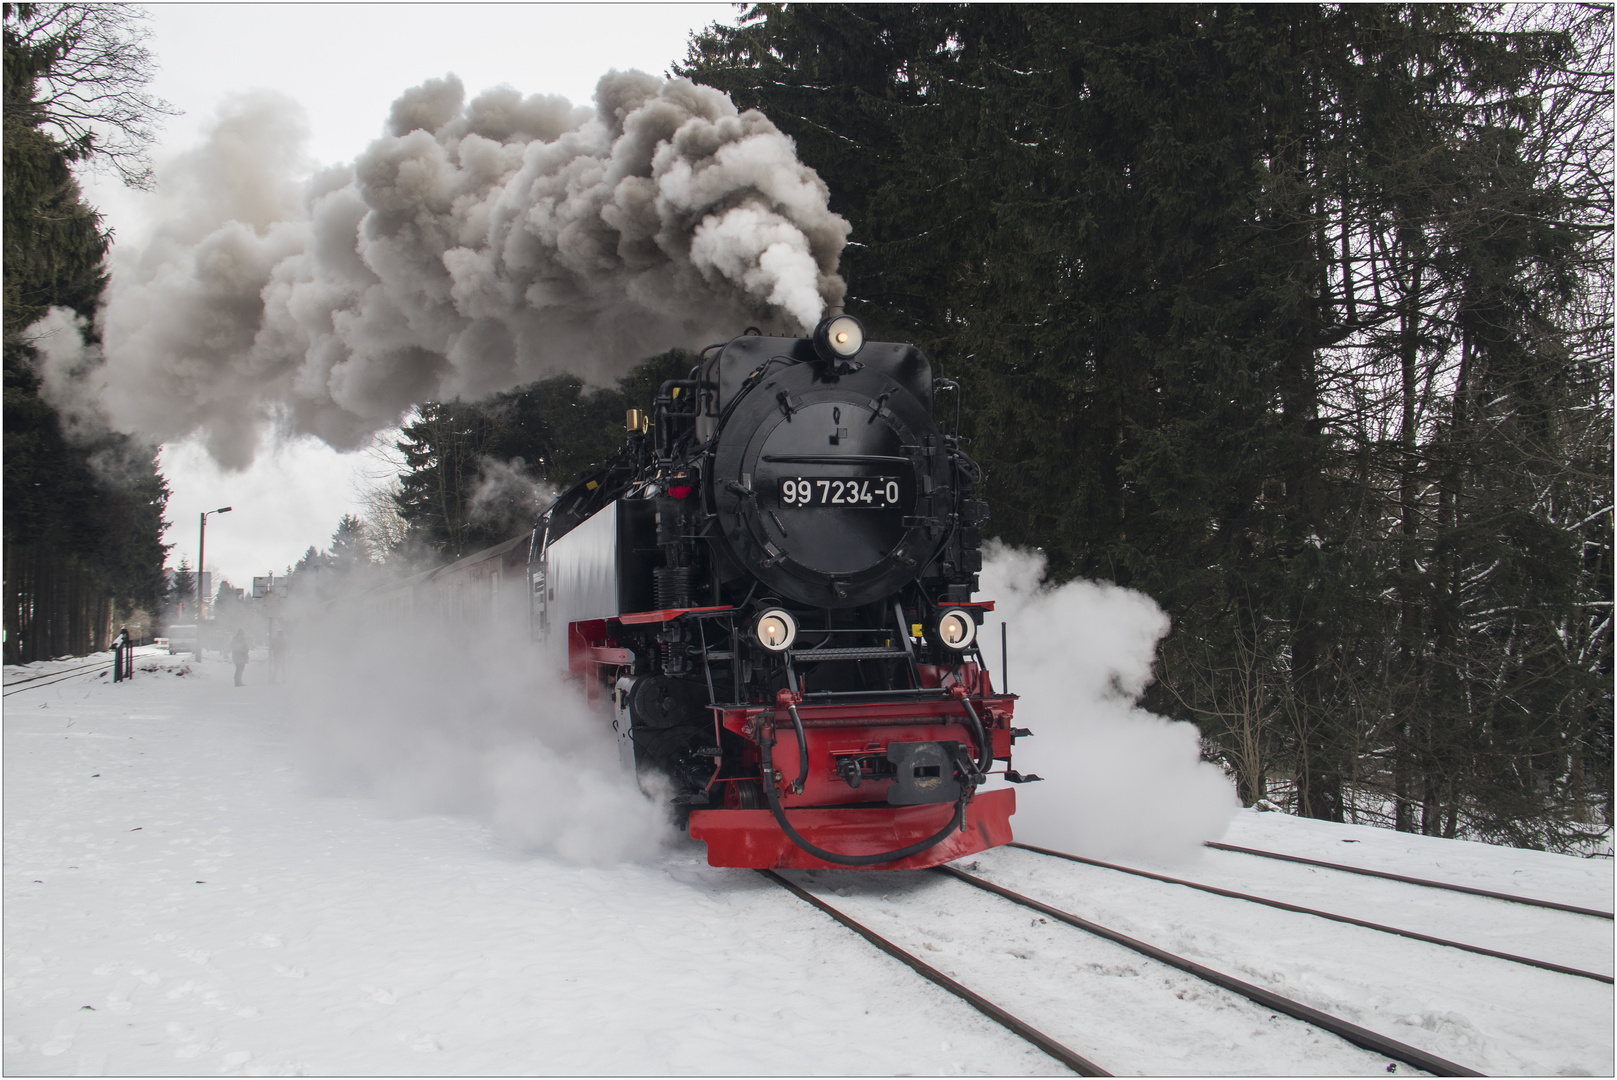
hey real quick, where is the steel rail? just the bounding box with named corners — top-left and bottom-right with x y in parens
top-left (2, 647), bottom-right (165, 697)
top-left (3, 663), bottom-right (114, 696)
top-left (1011, 842), bottom-right (1612, 985)
top-left (3, 646), bottom-right (163, 689)
top-left (938, 866), bottom-right (1484, 1078)
top-left (759, 870), bottom-right (1108, 1076)
top-left (4, 659), bottom-right (113, 688)
top-left (1205, 841), bottom-right (1614, 920)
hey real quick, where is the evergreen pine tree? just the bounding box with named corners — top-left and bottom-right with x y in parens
top-left (170, 557), bottom-right (194, 621)
top-left (3, 4), bottom-right (171, 662)
top-left (392, 351), bottom-right (691, 560)
top-left (682, 3), bottom-right (1611, 845)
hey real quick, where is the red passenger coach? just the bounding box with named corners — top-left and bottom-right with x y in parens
top-left (531, 316), bottom-right (1039, 869)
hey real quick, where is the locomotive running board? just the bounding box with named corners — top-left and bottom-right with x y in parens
top-left (689, 788), bottom-right (1015, 871)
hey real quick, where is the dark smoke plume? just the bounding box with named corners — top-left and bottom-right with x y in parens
top-left (54, 72), bottom-right (850, 467)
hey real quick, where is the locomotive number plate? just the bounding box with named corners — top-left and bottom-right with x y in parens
top-left (779, 476), bottom-right (903, 508)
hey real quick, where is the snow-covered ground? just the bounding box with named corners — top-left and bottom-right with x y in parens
top-left (5, 650), bottom-right (1612, 1076)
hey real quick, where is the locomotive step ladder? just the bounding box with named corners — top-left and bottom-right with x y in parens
top-left (788, 645), bottom-right (911, 661)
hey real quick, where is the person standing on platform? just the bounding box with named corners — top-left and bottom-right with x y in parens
top-left (112, 627), bottom-right (128, 683)
top-left (230, 629), bottom-right (249, 687)
top-left (268, 628), bottom-right (287, 684)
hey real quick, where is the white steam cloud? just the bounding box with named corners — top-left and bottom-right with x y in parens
top-left (284, 542), bottom-right (1234, 869)
top-left (979, 542), bottom-right (1238, 863)
top-left (23, 305), bottom-right (105, 443)
top-left (289, 614), bottom-right (673, 865)
top-left (43, 71), bottom-right (849, 468)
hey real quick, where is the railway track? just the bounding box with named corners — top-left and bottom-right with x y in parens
top-left (4, 660), bottom-right (119, 696)
top-left (1204, 841), bottom-right (1614, 920)
top-left (763, 869), bottom-right (1107, 1076)
top-left (1013, 842), bottom-right (1613, 984)
top-left (2, 648), bottom-right (164, 697)
top-left (764, 865), bottom-right (1482, 1076)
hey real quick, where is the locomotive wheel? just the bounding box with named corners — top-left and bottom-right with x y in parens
top-left (734, 779), bottom-right (765, 810)
top-left (639, 725), bottom-right (714, 794)
top-left (629, 677), bottom-right (701, 730)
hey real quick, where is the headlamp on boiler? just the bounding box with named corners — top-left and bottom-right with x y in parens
top-left (935, 609), bottom-right (977, 651)
top-left (813, 313), bottom-right (865, 364)
top-left (753, 608), bottom-right (798, 652)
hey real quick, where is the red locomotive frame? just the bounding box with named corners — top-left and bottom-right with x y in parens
top-left (569, 603), bottom-right (1022, 870)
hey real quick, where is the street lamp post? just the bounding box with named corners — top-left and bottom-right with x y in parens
top-left (197, 506), bottom-right (232, 661)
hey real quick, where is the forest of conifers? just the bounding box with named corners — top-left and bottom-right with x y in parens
top-left (390, 5), bottom-right (1613, 851)
top-left (4, 4), bottom-right (1610, 851)
top-left (3, 5), bottom-right (170, 664)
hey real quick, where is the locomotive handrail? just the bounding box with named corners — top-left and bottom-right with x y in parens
top-left (799, 687), bottom-right (953, 699)
top-left (654, 379), bottom-right (721, 456)
top-left (760, 453), bottom-right (915, 466)
top-left (892, 599), bottom-right (924, 688)
top-left (654, 378), bottom-right (718, 404)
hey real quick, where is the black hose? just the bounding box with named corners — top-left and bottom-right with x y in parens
top-left (785, 702), bottom-right (809, 795)
top-left (757, 723), bottom-right (968, 866)
top-left (763, 763), bottom-right (967, 867)
top-left (710, 355), bottom-right (796, 437)
top-left (959, 696), bottom-right (993, 777)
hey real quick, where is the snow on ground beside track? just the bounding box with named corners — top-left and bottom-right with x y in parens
top-left (3, 654), bottom-right (1064, 1076)
top-left (968, 841), bottom-right (1614, 1075)
top-left (4, 652), bottom-right (1613, 1076)
top-left (5, 649), bottom-right (131, 684)
top-left (1220, 809), bottom-right (1615, 911)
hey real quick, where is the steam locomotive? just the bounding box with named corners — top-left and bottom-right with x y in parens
top-left (529, 315), bottom-right (1035, 869)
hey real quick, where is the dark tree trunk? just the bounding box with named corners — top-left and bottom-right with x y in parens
top-left (1393, 257), bottom-right (1425, 833)
top-left (2, 543), bottom-right (115, 663)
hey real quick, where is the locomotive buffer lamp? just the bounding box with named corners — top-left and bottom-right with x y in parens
top-left (754, 609), bottom-right (797, 651)
top-left (936, 610), bottom-right (977, 650)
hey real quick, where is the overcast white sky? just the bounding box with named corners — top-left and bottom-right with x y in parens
top-left (78, 2), bottom-right (736, 591)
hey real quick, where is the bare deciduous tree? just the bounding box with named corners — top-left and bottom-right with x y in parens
top-left (3, 3), bottom-right (176, 188)
top-left (352, 430), bottom-right (412, 563)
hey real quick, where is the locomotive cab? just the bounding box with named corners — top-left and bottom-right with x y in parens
top-left (531, 316), bottom-right (1031, 870)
